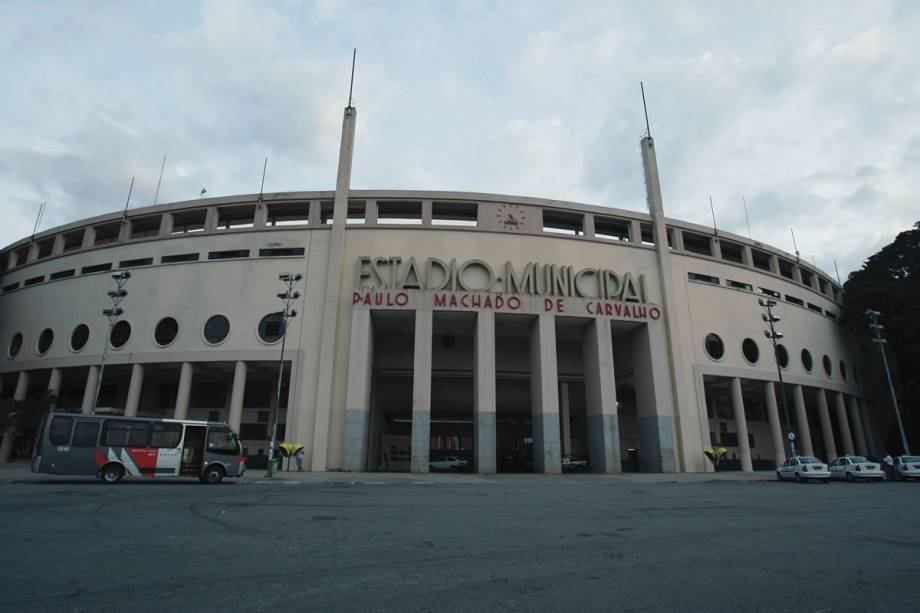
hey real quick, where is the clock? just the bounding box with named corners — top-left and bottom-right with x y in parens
top-left (495, 203), bottom-right (527, 232)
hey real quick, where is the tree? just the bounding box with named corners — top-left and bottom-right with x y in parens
top-left (843, 221), bottom-right (920, 452)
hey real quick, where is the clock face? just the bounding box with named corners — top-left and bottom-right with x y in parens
top-left (495, 204), bottom-right (527, 232)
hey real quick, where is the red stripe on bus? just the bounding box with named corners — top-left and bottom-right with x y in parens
top-left (95, 449), bottom-right (106, 467)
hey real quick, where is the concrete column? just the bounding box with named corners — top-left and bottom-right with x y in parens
top-left (632, 324), bottom-right (677, 472)
top-left (421, 200), bottom-right (433, 225)
top-left (253, 204), bottom-right (268, 228)
top-left (848, 395), bottom-right (868, 456)
top-left (27, 242), bottom-right (40, 263)
top-left (204, 207), bottom-right (219, 232)
top-left (670, 228), bottom-right (684, 251)
top-left (228, 361), bottom-right (247, 432)
top-left (410, 310), bottom-right (432, 473)
top-left (51, 235), bottom-right (66, 256)
top-left (763, 381), bottom-right (786, 464)
top-left (530, 312), bottom-right (561, 474)
top-left (582, 214), bottom-right (595, 239)
top-left (582, 318), bottom-right (621, 473)
top-left (159, 213), bottom-right (174, 237)
top-left (308, 200), bottom-right (321, 226)
top-left (47, 368), bottom-right (63, 411)
top-left (792, 384), bottom-right (813, 456)
top-left (712, 238), bottom-right (722, 259)
top-left (118, 219), bottom-right (131, 242)
top-left (81, 366), bottom-right (99, 414)
top-left (6, 250), bottom-right (17, 270)
top-left (834, 392), bottom-right (855, 456)
top-left (859, 400), bottom-right (877, 455)
top-left (0, 371), bottom-right (30, 462)
top-left (741, 245), bottom-right (753, 267)
top-left (473, 310), bottom-right (496, 474)
top-left (173, 362), bottom-right (193, 420)
top-left (365, 200), bottom-right (378, 225)
top-left (629, 220), bottom-right (643, 244)
top-left (729, 378), bottom-right (753, 472)
top-left (560, 382), bottom-right (572, 456)
top-left (815, 389), bottom-right (837, 461)
top-left (792, 265), bottom-right (803, 284)
top-left (124, 364), bottom-right (144, 417)
top-left (81, 227), bottom-right (96, 249)
top-left (768, 254), bottom-right (780, 275)
top-left (343, 309), bottom-right (373, 472)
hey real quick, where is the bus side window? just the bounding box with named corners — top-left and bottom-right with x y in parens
top-left (72, 422), bottom-right (100, 447)
top-left (102, 421), bottom-right (150, 447)
top-left (207, 428), bottom-right (238, 455)
top-left (49, 417), bottom-right (74, 445)
top-left (151, 423), bottom-right (182, 448)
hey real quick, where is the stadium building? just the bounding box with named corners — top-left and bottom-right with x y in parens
top-left (0, 103), bottom-right (880, 473)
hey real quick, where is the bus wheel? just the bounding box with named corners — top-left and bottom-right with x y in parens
top-left (202, 465), bottom-right (224, 484)
top-left (101, 463), bottom-right (124, 483)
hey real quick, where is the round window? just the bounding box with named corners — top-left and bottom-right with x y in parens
top-left (154, 317), bottom-right (179, 347)
top-left (258, 313), bottom-right (286, 344)
top-left (801, 349), bottom-right (813, 372)
top-left (71, 324), bottom-right (90, 351)
top-left (839, 360), bottom-right (847, 381)
top-left (110, 321), bottom-right (131, 349)
top-left (741, 338), bottom-right (759, 364)
top-left (775, 344), bottom-right (789, 369)
top-left (8, 333), bottom-right (23, 358)
top-left (822, 355), bottom-right (832, 376)
top-left (704, 333), bottom-right (724, 360)
top-left (204, 315), bottom-right (230, 345)
top-left (37, 328), bottom-right (54, 355)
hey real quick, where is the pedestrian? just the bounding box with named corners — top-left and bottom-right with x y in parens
top-left (883, 453), bottom-right (894, 480)
top-left (295, 447), bottom-right (304, 472)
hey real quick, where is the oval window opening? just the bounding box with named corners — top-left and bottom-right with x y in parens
top-left (204, 315), bottom-right (230, 345)
top-left (110, 321), bottom-right (131, 349)
top-left (258, 313), bottom-right (286, 344)
top-left (801, 349), bottom-right (813, 372)
top-left (8, 333), bottom-right (23, 358)
top-left (704, 333), bottom-right (724, 360)
top-left (154, 317), bottom-right (179, 347)
top-left (37, 328), bottom-right (54, 355)
top-left (742, 338), bottom-right (759, 364)
top-left (775, 344), bottom-right (789, 369)
top-left (822, 355), bottom-right (832, 377)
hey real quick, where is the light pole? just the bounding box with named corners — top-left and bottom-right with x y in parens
top-left (265, 272), bottom-right (302, 478)
top-left (760, 298), bottom-right (797, 457)
top-left (93, 271), bottom-right (130, 414)
top-left (865, 309), bottom-right (910, 455)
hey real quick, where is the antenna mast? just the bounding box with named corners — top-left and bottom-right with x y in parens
top-left (347, 48), bottom-right (357, 108)
top-left (259, 157), bottom-right (268, 204)
top-left (709, 196), bottom-right (718, 234)
top-left (790, 228), bottom-right (800, 261)
top-left (122, 177), bottom-right (135, 218)
top-left (30, 201), bottom-right (46, 242)
top-left (833, 259), bottom-right (842, 286)
top-left (153, 154), bottom-right (167, 205)
top-left (640, 81), bottom-right (651, 138)
top-left (742, 196), bottom-right (752, 239)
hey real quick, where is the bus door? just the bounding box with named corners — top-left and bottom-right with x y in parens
top-left (180, 426), bottom-right (207, 476)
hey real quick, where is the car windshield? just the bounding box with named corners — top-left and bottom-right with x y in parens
top-left (850, 456), bottom-right (869, 463)
top-left (801, 457), bottom-right (822, 464)
top-left (902, 456), bottom-right (920, 463)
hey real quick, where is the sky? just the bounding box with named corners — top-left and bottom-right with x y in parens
top-left (2, 0), bottom-right (919, 279)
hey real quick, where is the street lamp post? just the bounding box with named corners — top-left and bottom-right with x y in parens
top-left (93, 271), bottom-right (130, 414)
top-left (760, 298), bottom-right (797, 458)
top-left (865, 309), bottom-right (910, 455)
top-left (265, 272), bottom-right (302, 478)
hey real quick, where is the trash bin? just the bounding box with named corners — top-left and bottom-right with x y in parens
top-left (271, 459), bottom-right (281, 474)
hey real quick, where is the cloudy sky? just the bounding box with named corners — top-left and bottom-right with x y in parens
top-left (2, 0), bottom-right (918, 278)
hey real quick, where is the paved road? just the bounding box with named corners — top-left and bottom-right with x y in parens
top-left (1, 474), bottom-right (918, 612)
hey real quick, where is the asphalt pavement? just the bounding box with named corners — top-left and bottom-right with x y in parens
top-left (1, 466), bottom-right (918, 612)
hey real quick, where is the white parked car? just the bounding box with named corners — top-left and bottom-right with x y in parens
top-left (829, 456), bottom-right (884, 482)
top-left (894, 455), bottom-right (920, 481)
top-left (776, 456), bottom-right (830, 483)
top-left (428, 456), bottom-right (469, 472)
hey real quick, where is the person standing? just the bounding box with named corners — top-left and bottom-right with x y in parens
top-left (883, 453), bottom-right (894, 481)
top-left (295, 447), bottom-right (304, 472)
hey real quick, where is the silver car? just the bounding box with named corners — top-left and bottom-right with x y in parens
top-left (776, 456), bottom-right (830, 483)
top-left (829, 456), bottom-right (884, 482)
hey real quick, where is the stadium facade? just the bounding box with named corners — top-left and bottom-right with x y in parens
top-left (0, 104), bottom-right (880, 473)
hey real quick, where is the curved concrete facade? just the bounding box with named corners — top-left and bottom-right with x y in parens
top-left (0, 122), bottom-right (875, 473)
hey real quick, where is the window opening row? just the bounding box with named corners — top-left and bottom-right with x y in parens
top-left (703, 333), bottom-right (852, 381)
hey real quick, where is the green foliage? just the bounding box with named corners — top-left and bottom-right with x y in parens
top-left (0, 391), bottom-right (56, 430)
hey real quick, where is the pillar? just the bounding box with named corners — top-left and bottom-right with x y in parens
top-left (421, 200), bottom-right (433, 225)
top-left (174, 362), bottom-right (193, 420)
top-left (343, 310), bottom-right (373, 472)
top-left (228, 361), bottom-right (247, 432)
top-left (0, 371), bottom-right (30, 462)
top-left (47, 368), bottom-right (62, 411)
top-left (763, 381), bottom-right (786, 464)
top-left (560, 382), bottom-right (572, 456)
top-left (124, 364), bottom-right (144, 417)
top-left (473, 310), bottom-right (496, 474)
top-left (848, 396), bottom-right (868, 457)
top-left (583, 215), bottom-right (596, 239)
top-left (629, 220), bottom-right (643, 244)
top-left (729, 378), bottom-right (753, 472)
top-left (792, 384), bottom-right (813, 456)
top-left (158, 213), bottom-right (174, 237)
top-left (204, 207), bottom-right (219, 232)
top-left (582, 317), bottom-right (621, 473)
top-left (632, 324), bottom-right (677, 472)
top-left (815, 389), bottom-right (837, 461)
top-left (859, 400), bottom-right (877, 455)
top-left (410, 310), bottom-right (432, 473)
top-left (834, 392), bottom-right (855, 456)
top-left (712, 238), bottom-right (722, 259)
top-left (80, 366), bottom-right (99, 414)
top-left (529, 313), bottom-right (561, 474)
